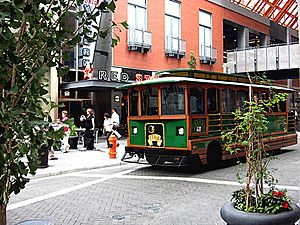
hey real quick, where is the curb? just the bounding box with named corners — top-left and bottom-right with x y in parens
top-left (30, 162), bottom-right (125, 179)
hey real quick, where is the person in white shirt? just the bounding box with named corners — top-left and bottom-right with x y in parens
top-left (111, 108), bottom-right (120, 130)
top-left (103, 113), bottom-right (113, 147)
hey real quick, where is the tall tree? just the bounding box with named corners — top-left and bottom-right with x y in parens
top-left (0, 0), bottom-right (126, 224)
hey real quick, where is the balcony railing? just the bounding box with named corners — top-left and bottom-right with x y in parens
top-left (128, 28), bottom-right (152, 53)
top-left (223, 43), bottom-right (300, 74)
top-left (200, 45), bottom-right (217, 64)
top-left (165, 36), bottom-right (186, 59)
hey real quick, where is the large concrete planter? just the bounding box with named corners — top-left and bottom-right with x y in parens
top-left (68, 136), bottom-right (78, 149)
top-left (220, 202), bottom-right (300, 225)
top-left (37, 145), bottom-right (49, 168)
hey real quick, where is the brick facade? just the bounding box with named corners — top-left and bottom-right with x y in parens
top-left (113, 0), bottom-right (270, 73)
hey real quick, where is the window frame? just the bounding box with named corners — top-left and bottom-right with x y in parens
top-left (165, 0), bottom-right (181, 51)
top-left (199, 10), bottom-right (212, 58)
top-left (189, 86), bottom-right (205, 115)
top-left (141, 86), bottom-right (159, 116)
top-left (129, 89), bottom-right (139, 116)
top-left (161, 84), bottom-right (186, 115)
top-left (128, 0), bottom-right (147, 31)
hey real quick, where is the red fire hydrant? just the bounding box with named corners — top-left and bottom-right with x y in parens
top-left (108, 133), bottom-right (119, 159)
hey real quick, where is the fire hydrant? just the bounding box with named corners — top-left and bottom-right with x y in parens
top-left (108, 133), bottom-right (119, 159)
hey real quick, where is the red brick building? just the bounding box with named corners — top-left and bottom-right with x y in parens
top-left (58, 0), bottom-right (299, 130)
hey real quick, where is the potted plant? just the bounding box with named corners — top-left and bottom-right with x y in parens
top-left (63, 118), bottom-right (79, 149)
top-left (220, 75), bottom-right (300, 225)
top-left (187, 51), bottom-right (197, 69)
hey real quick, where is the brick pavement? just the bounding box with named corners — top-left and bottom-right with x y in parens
top-left (6, 134), bottom-right (300, 225)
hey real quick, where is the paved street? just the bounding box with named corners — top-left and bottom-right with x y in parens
top-left (7, 138), bottom-right (300, 225)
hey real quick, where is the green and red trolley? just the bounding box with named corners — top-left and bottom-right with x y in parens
top-left (118, 69), bottom-right (297, 168)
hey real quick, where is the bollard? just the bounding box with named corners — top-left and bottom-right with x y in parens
top-left (108, 133), bottom-right (119, 159)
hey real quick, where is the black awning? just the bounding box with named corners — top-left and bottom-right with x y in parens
top-left (60, 80), bottom-right (131, 92)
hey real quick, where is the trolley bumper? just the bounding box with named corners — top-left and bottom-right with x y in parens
top-left (121, 146), bottom-right (192, 167)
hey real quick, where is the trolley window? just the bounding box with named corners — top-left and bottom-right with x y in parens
top-left (141, 87), bottom-right (158, 115)
top-left (207, 88), bottom-right (220, 113)
top-left (129, 90), bottom-right (139, 116)
top-left (260, 92), bottom-right (269, 112)
top-left (189, 86), bottom-right (205, 114)
top-left (222, 89), bottom-right (235, 113)
top-left (271, 92), bottom-right (287, 112)
top-left (236, 90), bottom-right (248, 109)
top-left (161, 86), bottom-right (185, 115)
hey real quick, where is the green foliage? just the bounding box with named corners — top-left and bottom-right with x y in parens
top-left (63, 118), bottom-right (78, 136)
top-left (187, 51), bottom-right (197, 69)
top-left (232, 188), bottom-right (292, 214)
top-left (221, 73), bottom-right (291, 214)
top-left (0, 0), bottom-right (125, 213)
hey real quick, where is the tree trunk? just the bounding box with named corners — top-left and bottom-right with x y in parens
top-left (0, 203), bottom-right (7, 225)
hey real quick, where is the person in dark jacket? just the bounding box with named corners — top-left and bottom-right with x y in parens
top-left (80, 108), bottom-right (95, 150)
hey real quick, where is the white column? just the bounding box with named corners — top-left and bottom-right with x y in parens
top-left (49, 67), bottom-right (58, 121)
top-left (237, 27), bottom-right (249, 49)
top-left (260, 35), bottom-right (270, 46)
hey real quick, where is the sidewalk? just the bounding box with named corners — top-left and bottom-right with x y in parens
top-left (33, 137), bottom-right (127, 178)
top-left (33, 132), bottom-right (299, 179)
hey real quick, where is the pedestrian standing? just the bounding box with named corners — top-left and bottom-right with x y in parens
top-left (48, 117), bottom-right (59, 160)
top-left (103, 113), bottom-right (113, 148)
top-left (61, 110), bottom-right (70, 153)
top-left (81, 108), bottom-right (95, 150)
top-left (111, 108), bottom-right (120, 130)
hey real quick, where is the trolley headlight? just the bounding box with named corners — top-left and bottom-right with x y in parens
top-left (176, 127), bottom-right (184, 136)
top-left (132, 127), bottom-right (138, 135)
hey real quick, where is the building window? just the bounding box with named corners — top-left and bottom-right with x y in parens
top-left (128, 0), bottom-right (146, 30)
top-left (63, 10), bottom-right (78, 69)
top-left (199, 10), bottom-right (213, 61)
top-left (165, 0), bottom-right (185, 57)
top-left (128, 0), bottom-right (151, 51)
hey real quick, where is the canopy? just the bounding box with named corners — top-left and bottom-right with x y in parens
top-left (229, 0), bottom-right (298, 30)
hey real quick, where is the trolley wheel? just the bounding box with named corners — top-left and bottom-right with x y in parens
top-left (206, 140), bottom-right (222, 169)
top-left (145, 154), bottom-right (159, 166)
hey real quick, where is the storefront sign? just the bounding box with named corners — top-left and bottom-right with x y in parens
top-left (78, 2), bottom-right (102, 68)
top-left (135, 73), bottom-right (159, 82)
top-left (84, 0), bottom-right (104, 5)
top-left (98, 70), bottom-right (129, 82)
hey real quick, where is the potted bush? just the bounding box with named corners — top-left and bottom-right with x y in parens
top-left (63, 118), bottom-right (79, 149)
top-left (187, 51), bottom-right (197, 69)
top-left (220, 75), bottom-right (300, 225)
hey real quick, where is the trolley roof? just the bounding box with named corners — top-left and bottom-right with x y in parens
top-left (117, 76), bottom-right (294, 92)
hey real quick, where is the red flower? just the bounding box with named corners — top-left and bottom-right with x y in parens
top-left (282, 202), bottom-right (289, 209)
top-left (273, 191), bottom-right (279, 196)
top-left (278, 191), bottom-right (284, 197)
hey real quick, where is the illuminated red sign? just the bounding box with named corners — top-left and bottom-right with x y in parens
top-left (84, 0), bottom-right (103, 5)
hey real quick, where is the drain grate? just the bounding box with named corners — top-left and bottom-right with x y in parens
top-left (112, 215), bottom-right (125, 220)
top-left (144, 203), bottom-right (161, 212)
